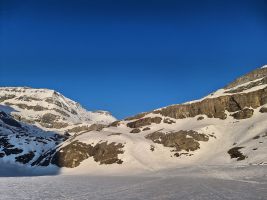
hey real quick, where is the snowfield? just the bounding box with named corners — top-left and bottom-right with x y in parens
top-left (0, 165), bottom-right (266, 200)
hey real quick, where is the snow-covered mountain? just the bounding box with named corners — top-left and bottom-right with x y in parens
top-left (0, 65), bottom-right (267, 175)
top-left (0, 87), bottom-right (116, 133)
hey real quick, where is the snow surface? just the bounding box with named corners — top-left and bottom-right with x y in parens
top-left (0, 165), bottom-right (266, 200)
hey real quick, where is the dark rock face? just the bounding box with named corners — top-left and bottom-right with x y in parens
top-left (45, 98), bottom-right (65, 110)
top-left (143, 127), bottom-right (151, 131)
top-left (15, 151), bottom-right (35, 164)
top-left (51, 141), bottom-right (93, 168)
top-left (92, 142), bottom-right (124, 165)
top-left (10, 110), bottom-right (64, 127)
top-left (228, 147), bottom-right (246, 161)
top-left (53, 108), bottom-right (70, 117)
top-left (3, 147), bottom-right (23, 156)
top-left (0, 136), bottom-right (23, 157)
top-left (5, 102), bottom-right (47, 111)
top-left (0, 94), bottom-right (16, 102)
top-left (127, 117), bottom-right (162, 128)
top-left (36, 141), bottom-right (124, 168)
top-left (17, 96), bottom-right (40, 102)
top-left (145, 130), bottom-right (209, 153)
top-left (0, 136), bottom-right (15, 149)
top-left (231, 108), bottom-right (254, 119)
top-left (253, 135), bottom-right (260, 140)
top-left (41, 113), bottom-right (58, 124)
top-left (259, 107), bottom-right (267, 113)
top-left (31, 150), bottom-right (56, 167)
top-left (130, 128), bottom-right (141, 134)
top-left (153, 87), bottom-right (267, 120)
top-left (40, 113), bottom-right (68, 129)
top-left (225, 67), bottom-right (267, 89)
top-left (70, 109), bottom-right (78, 115)
top-left (0, 112), bottom-right (22, 128)
top-left (108, 133), bottom-right (122, 136)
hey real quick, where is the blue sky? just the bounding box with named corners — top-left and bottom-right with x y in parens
top-left (1, 0), bottom-right (267, 119)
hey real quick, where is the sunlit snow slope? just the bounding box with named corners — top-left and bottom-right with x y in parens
top-left (0, 65), bottom-right (267, 175)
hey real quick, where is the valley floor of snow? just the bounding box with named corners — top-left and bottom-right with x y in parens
top-left (0, 165), bottom-right (266, 200)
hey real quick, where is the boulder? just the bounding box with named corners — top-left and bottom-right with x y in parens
top-left (163, 118), bottom-right (176, 124)
top-left (228, 147), bottom-right (246, 161)
top-left (259, 107), bottom-right (267, 113)
top-left (197, 116), bottom-right (204, 120)
top-left (130, 128), bottom-right (141, 133)
top-left (231, 108), bottom-right (254, 119)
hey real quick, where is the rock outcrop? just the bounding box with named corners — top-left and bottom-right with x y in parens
top-left (145, 130), bottom-right (209, 154)
top-left (259, 106), bottom-right (267, 113)
top-left (230, 108), bottom-right (254, 119)
top-left (34, 141), bottom-right (124, 168)
top-left (153, 87), bottom-right (266, 120)
top-left (225, 67), bottom-right (267, 89)
top-left (127, 117), bottom-right (162, 128)
top-left (0, 111), bottom-right (22, 128)
top-left (66, 124), bottom-right (106, 134)
top-left (228, 147), bottom-right (247, 161)
top-left (225, 76), bottom-right (267, 93)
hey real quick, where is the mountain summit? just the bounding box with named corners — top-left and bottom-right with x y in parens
top-left (0, 65), bottom-right (266, 175)
top-left (0, 87), bottom-right (116, 129)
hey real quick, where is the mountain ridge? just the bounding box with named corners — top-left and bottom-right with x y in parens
top-left (0, 87), bottom-right (116, 130)
top-left (0, 65), bottom-right (266, 175)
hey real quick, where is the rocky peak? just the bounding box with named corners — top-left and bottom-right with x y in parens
top-left (225, 65), bottom-right (267, 89)
top-left (121, 66), bottom-right (267, 123)
top-left (0, 87), bottom-right (116, 131)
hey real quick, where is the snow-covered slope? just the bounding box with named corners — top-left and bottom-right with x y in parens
top-left (0, 87), bottom-right (116, 134)
top-left (0, 65), bottom-right (267, 175)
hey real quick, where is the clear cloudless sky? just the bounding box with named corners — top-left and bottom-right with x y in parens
top-left (0, 0), bottom-right (267, 119)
